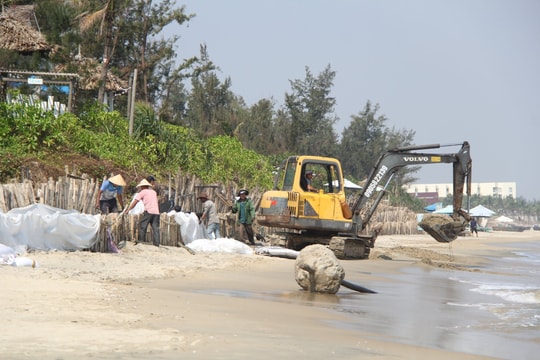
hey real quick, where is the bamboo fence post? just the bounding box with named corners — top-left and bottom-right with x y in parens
top-left (0, 185), bottom-right (6, 212)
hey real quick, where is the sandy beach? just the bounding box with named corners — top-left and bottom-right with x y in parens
top-left (1, 230), bottom-right (539, 359)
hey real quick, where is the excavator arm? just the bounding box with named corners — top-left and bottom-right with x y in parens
top-left (350, 142), bottom-right (472, 243)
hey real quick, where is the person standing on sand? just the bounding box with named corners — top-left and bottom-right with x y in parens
top-left (470, 218), bottom-right (478, 237)
top-left (197, 192), bottom-right (221, 239)
top-left (96, 174), bottom-right (126, 214)
top-left (125, 179), bottom-right (160, 247)
top-left (232, 189), bottom-right (256, 245)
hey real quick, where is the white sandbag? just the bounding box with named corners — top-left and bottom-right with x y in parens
top-left (186, 238), bottom-right (253, 254)
top-left (128, 199), bottom-right (145, 215)
top-left (11, 256), bottom-right (39, 268)
top-left (167, 211), bottom-right (206, 244)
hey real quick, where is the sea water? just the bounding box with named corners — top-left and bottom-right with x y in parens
top-left (332, 238), bottom-right (540, 359)
top-left (450, 241), bottom-right (540, 331)
top-left (171, 236), bottom-right (540, 359)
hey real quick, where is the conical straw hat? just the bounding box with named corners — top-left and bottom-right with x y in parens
top-left (108, 174), bottom-right (126, 186)
top-left (136, 178), bottom-right (152, 187)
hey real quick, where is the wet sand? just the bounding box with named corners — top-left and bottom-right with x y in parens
top-left (1, 230), bottom-right (538, 359)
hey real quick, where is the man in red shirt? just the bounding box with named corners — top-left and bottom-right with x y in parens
top-left (125, 179), bottom-right (160, 246)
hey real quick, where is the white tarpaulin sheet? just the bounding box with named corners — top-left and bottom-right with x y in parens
top-left (0, 203), bottom-right (100, 253)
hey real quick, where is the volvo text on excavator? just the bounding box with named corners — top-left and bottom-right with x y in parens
top-left (256, 142), bottom-right (472, 259)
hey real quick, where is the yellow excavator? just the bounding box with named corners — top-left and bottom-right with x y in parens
top-left (256, 142), bottom-right (472, 259)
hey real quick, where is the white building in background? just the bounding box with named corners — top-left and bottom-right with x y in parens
top-left (404, 182), bottom-right (517, 199)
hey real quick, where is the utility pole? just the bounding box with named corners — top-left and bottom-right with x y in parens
top-left (129, 68), bottom-right (137, 137)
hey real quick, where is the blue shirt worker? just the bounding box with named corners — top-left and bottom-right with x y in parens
top-left (96, 174), bottom-right (126, 214)
top-left (470, 218), bottom-right (478, 237)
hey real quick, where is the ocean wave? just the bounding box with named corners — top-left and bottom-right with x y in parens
top-left (472, 284), bottom-right (540, 304)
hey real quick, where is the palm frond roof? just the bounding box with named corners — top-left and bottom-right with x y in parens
top-left (0, 5), bottom-right (51, 53)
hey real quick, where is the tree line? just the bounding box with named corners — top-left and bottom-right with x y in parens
top-left (5, 1), bottom-right (414, 180)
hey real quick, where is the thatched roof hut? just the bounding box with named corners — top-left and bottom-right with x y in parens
top-left (55, 58), bottom-right (128, 92)
top-left (0, 5), bottom-right (51, 53)
top-left (2, 5), bottom-right (127, 97)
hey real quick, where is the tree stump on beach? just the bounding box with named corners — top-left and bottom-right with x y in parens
top-left (294, 244), bottom-right (345, 294)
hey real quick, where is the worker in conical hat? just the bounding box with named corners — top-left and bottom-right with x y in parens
top-left (125, 178), bottom-right (160, 247)
top-left (108, 174), bottom-right (126, 186)
top-left (96, 174), bottom-right (126, 214)
top-left (136, 178), bottom-right (152, 188)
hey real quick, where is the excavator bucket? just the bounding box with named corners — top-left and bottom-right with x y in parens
top-left (419, 214), bottom-right (467, 243)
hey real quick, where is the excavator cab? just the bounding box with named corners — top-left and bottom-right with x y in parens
top-left (260, 155), bottom-right (352, 231)
top-left (274, 157), bottom-right (342, 194)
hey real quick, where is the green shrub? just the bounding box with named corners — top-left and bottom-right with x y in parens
top-left (78, 102), bottom-right (128, 135)
top-left (0, 102), bottom-right (72, 151)
top-left (0, 149), bottom-right (23, 181)
top-left (0, 102), bottom-right (274, 190)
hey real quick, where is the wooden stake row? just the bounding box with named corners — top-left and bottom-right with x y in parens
top-left (92, 213), bottom-right (183, 252)
top-left (1, 172), bottom-right (423, 253)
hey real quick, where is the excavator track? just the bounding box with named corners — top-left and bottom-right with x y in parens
top-left (329, 236), bottom-right (374, 259)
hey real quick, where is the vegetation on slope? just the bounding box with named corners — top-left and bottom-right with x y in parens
top-left (0, 101), bottom-right (274, 190)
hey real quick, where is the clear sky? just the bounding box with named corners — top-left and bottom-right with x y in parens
top-left (167, 0), bottom-right (539, 200)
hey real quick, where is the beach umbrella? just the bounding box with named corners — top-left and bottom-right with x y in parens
top-left (328, 179), bottom-right (363, 189)
top-left (469, 205), bottom-right (496, 217)
top-left (495, 215), bottom-right (514, 223)
top-left (424, 202), bottom-right (442, 212)
top-left (433, 205), bottom-right (454, 214)
top-left (343, 179), bottom-right (362, 189)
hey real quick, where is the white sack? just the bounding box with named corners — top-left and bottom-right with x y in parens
top-left (166, 211), bottom-right (252, 254)
top-left (0, 244), bottom-right (38, 267)
top-left (11, 256), bottom-right (39, 268)
top-left (128, 198), bottom-right (145, 215)
top-left (167, 211), bottom-right (206, 244)
top-left (186, 238), bottom-right (253, 254)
